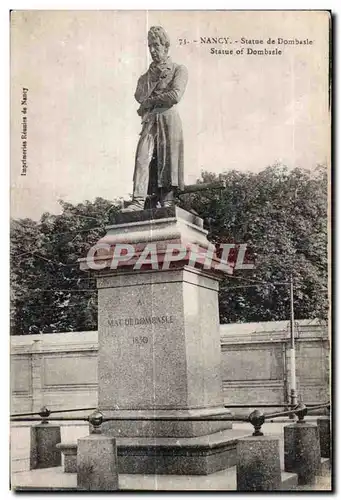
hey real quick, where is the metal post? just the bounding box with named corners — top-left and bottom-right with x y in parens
top-left (289, 274), bottom-right (297, 417)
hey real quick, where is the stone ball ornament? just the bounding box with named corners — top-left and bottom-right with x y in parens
top-left (248, 409), bottom-right (265, 436)
top-left (39, 406), bottom-right (51, 422)
top-left (89, 409), bottom-right (104, 433)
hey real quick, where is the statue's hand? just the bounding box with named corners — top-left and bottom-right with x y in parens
top-left (138, 98), bottom-right (154, 116)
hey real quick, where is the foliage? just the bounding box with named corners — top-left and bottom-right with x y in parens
top-left (10, 165), bottom-right (328, 333)
top-left (179, 164), bottom-right (328, 323)
top-left (10, 198), bottom-right (120, 334)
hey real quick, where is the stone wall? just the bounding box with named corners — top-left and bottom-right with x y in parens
top-left (10, 332), bottom-right (98, 414)
top-left (10, 320), bottom-right (329, 414)
top-left (220, 320), bottom-right (330, 407)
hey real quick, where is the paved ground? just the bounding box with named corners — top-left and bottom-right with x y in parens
top-left (10, 419), bottom-right (331, 492)
top-left (12, 465), bottom-right (302, 491)
top-left (296, 475), bottom-right (332, 491)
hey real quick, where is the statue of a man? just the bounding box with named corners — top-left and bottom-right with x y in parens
top-left (125, 26), bottom-right (188, 211)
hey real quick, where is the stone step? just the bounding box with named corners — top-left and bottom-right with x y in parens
top-left (57, 428), bottom-right (252, 475)
top-left (12, 465), bottom-right (298, 491)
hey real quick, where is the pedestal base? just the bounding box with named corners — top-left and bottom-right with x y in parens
top-left (30, 424), bottom-right (61, 470)
top-left (116, 429), bottom-right (250, 475)
top-left (79, 206), bottom-right (238, 475)
top-left (237, 436), bottom-right (282, 491)
top-left (317, 417), bottom-right (331, 458)
top-left (284, 423), bottom-right (321, 485)
top-left (56, 429), bottom-right (251, 475)
top-left (100, 407), bottom-right (232, 438)
top-left (77, 435), bottom-right (119, 490)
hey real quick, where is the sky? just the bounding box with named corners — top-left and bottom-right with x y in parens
top-left (10, 10), bottom-right (330, 220)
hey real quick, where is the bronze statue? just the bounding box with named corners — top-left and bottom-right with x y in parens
top-left (125, 26), bottom-right (188, 211)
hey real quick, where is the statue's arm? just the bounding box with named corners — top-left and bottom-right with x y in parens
top-left (134, 75), bottom-right (148, 104)
top-left (143, 65), bottom-right (188, 108)
top-left (134, 72), bottom-right (160, 104)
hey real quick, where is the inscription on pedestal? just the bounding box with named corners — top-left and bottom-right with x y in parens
top-left (98, 281), bottom-right (188, 409)
top-left (108, 316), bottom-right (174, 327)
top-left (132, 336), bottom-right (149, 345)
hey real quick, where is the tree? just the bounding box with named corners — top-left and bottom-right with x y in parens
top-left (10, 165), bottom-right (328, 333)
top-left (10, 198), bottom-right (121, 334)
top-left (179, 164), bottom-right (328, 323)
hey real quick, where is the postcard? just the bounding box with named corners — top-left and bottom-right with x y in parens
top-left (10, 10), bottom-right (331, 492)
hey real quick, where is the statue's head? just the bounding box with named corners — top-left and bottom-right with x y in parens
top-left (148, 26), bottom-right (170, 63)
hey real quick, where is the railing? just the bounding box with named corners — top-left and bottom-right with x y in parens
top-left (10, 402), bottom-right (330, 432)
top-left (11, 407), bottom-right (97, 418)
top-left (248, 402), bottom-right (330, 436)
top-left (10, 401), bottom-right (331, 490)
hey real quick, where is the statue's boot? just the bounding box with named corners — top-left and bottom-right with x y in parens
top-left (159, 189), bottom-right (175, 208)
top-left (121, 199), bottom-right (145, 212)
top-left (163, 200), bottom-right (174, 207)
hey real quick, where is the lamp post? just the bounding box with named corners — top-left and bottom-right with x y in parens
top-left (289, 274), bottom-right (298, 413)
top-left (228, 275), bottom-right (299, 410)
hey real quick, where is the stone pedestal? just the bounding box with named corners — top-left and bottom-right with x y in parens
top-left (56, 443), bottom-right (77, 473)
top-left (317, 416), bottom-right (331, 458)
top-left (77, 435), bottom-right (118, 490)
top-left (79, 207), bottom-right (245, 474)
top-left (30, 424), bottom-right (61, 470)
top-left (284, 423), bottom-right (321, 485)
top-left (236, 436), bottom-right (282, 491)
